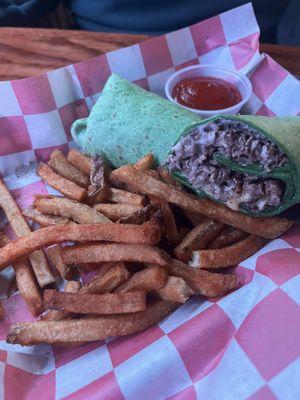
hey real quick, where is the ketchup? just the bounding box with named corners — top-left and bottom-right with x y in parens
top-left (172, 76), bottom-right (242, 110)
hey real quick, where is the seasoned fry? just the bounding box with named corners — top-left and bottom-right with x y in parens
top-left (48, 149), bottom-right (89, 188)
top-left (113, 165), bottom-right (293, 239)
top-left (35, 197), bottom-right (111, 224)
top-left (0, 178), bottom-right (54, 287)
top-left (133, 153), bottom-right (155, 171)
top-left (44, 289), bottom-right (147, 314)
top-left (47, 245), bottom-right (71, 278)
top-left (0, 301), bottom-right (4, 318)
top-left (0, 232), bottom-right (43, 316)
top-left (207, 226), bottom-right (248, 249)
top-left (0, 223), bottom-right (161, 270)
top-left (105, 188), bottom-right (146, 206)
top-left (174, 219), bottom-right (225, 262)
top-left (155, 276), bottom-right (194, 303)
top-left (114, 265), bottom-right (168, 293)
top-left (151, 198), bottom-right (180, 244)
top-left (67, 148), bottom-right (92, 175)
top-left (42, 280), bottom-right (81, 321)
top-left (62, 243), bottom-right (169, 266)
top-left (80, 263), bottom-right (130, 294)
top-left (94, 203), bottom-right (143, 221)
top-left (23, 205), bottom-right (70, 227)
top-left (191, 235), bottom-right (268, 269)
top-left (37, 163), bottom-right (87, 202)
top-left (151, 258), bottom-right (239, 297)
top-left (118, 204), bottom-right (159, 224)
top-left (7, 300), bottom-right (177, 345)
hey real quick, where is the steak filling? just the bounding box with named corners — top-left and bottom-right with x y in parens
top-left (165, 118), bottom-right (288, 212)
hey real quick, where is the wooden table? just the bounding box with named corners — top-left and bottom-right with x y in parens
top-left (0, 27), bottom-right (299, 80)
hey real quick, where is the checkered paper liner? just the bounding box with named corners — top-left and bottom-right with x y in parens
top-left (0, 2), bottom-right (299, 399)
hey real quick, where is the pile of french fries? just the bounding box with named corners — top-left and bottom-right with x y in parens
top-left (0, 148), bottom-right (293, 346)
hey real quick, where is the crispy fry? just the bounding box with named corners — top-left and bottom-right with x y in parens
top-left (87, 184), bottom-right (110, 204)
top-left (149, 258), bottom-right (239, 297)
top-left (80, 263), bottom-right (130, 294)
top-left (7, 300), bottom-right (177, 345)
top-left (151, 198), bottom-right (180, 244)
top-left (0, 223), bottom-right (161, 270)
top-left (0, 232), bottom-right (43, 316)
top-left (35, 197), bottom-right (111, 224)
top-left (207, 226), bottom-right (248, 249)
top-left (23, 205), bottom-right (70, 227)
top-left (47, 245), bottom-right (71, 278)
top-left (67, 149), bottom-right (92, 175)
top-left (105, 188), bottom-right (146, 206)
top-left (44, 289), bottom-right (146, 314)
top-left (0, 301), bottom-right (4, 319)
top-left (114, 265), bottom-right (168, 293)
top-left (93, 203), bottom-right (143, 221)
top-left (42, 280), bottom-right (81, 321)
top-left (48, 149), bottom-right (89, 188)
top-left (155, 276), bottom-right (194, 303)
top-left (113, 165), bottom-right (293, 239)
top-left (0, 178), bottom-right (54, 287)
top-left (174, 219), bottom-right (225, 262)
top-left (37, 163), bottom-right (87, 202)
top-left (191, 235), bottom-right (268, 269)
top-left (62, 243), bottom-right (169, 266)
top-left (133, 153), bottom-right (155, 171)
top-left (118, 204), bottom-right (159, 224)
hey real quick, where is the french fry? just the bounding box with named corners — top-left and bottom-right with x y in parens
top-left (80, 263), bottom-right (130, 294)
top-left (37, 163), bottom-right (87, 202)
top-left (42, 280), bottom-right (81, 321)
top-left (133, 153), bottom-right (155, 171)
top-left (0, 301), bottom-right (4, 318)
top-left (0, 178), bottom-right (54, 287)
top-left (151, 198), bottom-right (180, 244)
top-left (105, 188), bottom-right (146, 206)
top-left (155, 276), bottom-right (194, 303)
top-left (62, 243), bottom-right (169, 266)
top-left (23, 205), bottom-right (70, 227)
top-left (151, 258), bottom-right (239, 297)
top-left (44, 289), bottom-right (147, 314)
top-left (67, 148), bottom-right (92, 175)
top-left (47, 245), bottom-right (71, 278)
top-left (0, 232), bottom-right (43, 316)
top-left (191, 235), bottom-right (268, 269)
top-left (118, 204), bottom-right (159, 224)
top-left (207, 226), bottom-right (248, 249)
top-left (174, 219), bottom-right (225, 262)
top-left (48, 149), bottom-right (89, 188)
top-left (113, 165), bottom-right (293, 239)
top-left (93, 203), bottom-right (143, 221)
top-left (7, 300), bottom-right (177, 345)
top-left (0, 223), bottom-right (162, 270)
top-left (156, 166), bottom-right (182, 190)
top-left (35, 197), bottom-right (111, 224)
top-left (114, 265), bottom-right (168, 293)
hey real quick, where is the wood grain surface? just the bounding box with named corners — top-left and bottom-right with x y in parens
top-left (0, 27), bottom-right (299, 80)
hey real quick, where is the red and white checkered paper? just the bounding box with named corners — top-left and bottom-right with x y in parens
top-left (0, 3), bottom-right (299, 399)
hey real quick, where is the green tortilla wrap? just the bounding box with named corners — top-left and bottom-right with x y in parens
top-left (71, 74), bottom-right (300, 217)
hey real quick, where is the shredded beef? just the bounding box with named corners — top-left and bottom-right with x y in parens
top-left (166, 118), bottom-right (288, 212)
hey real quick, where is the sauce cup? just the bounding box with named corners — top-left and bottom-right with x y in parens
top-left (165, 64), bottom-right (252, 117)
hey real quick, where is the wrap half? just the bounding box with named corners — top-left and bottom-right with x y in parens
top-left (71, 74), bottom-right (300, 217)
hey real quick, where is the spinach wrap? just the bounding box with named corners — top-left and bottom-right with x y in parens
top-left (71, 74), bottom-right (300, 217)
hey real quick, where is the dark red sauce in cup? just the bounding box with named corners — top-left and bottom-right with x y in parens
top-left (172, 76), bottom-right (242, 110)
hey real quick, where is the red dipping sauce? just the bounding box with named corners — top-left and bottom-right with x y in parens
top-left (172, 76), bottom-right (242, 110)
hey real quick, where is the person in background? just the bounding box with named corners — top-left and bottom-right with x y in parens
top-left (0, 0), bottom-right (299, 45)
